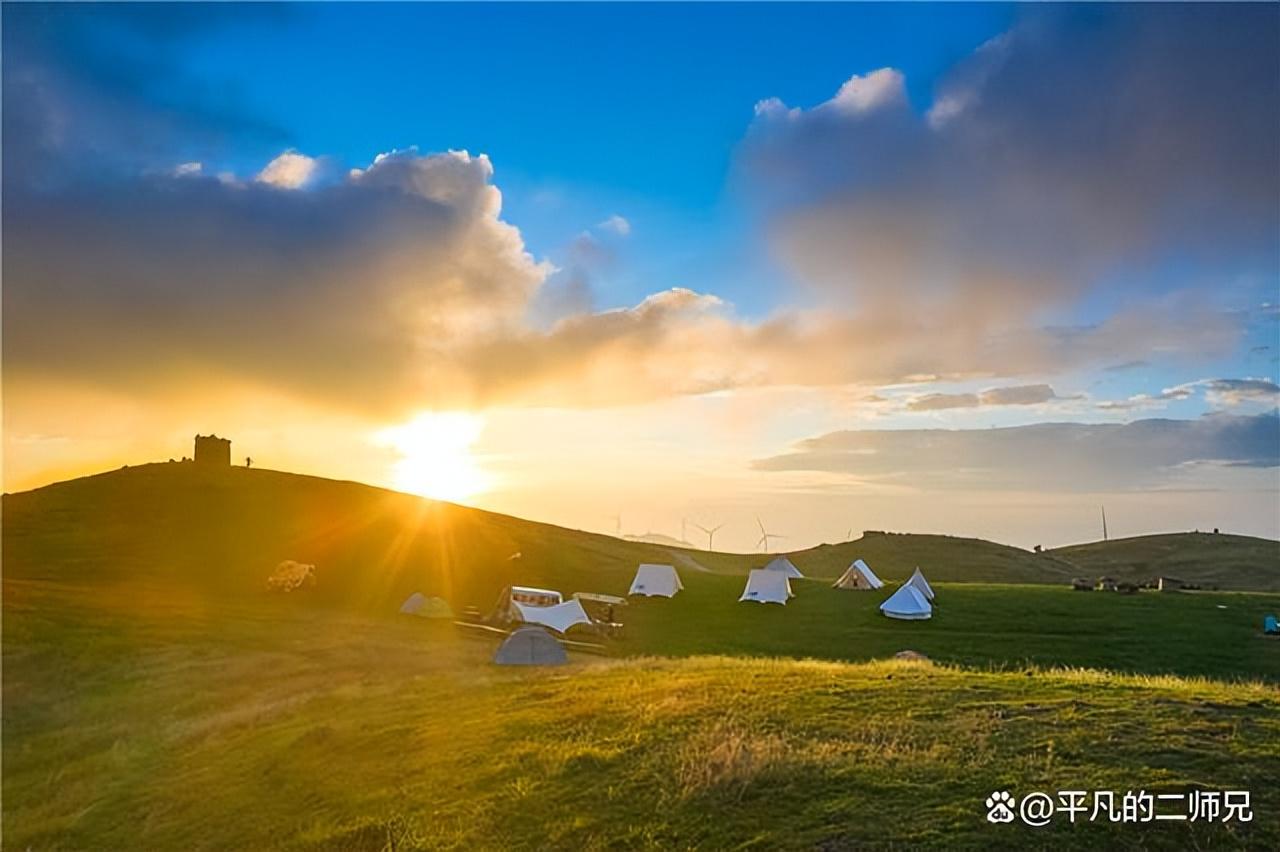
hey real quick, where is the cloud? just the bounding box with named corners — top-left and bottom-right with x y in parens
top-left (4, 149), bottom-right (547, 415)
top-left (904, 383), bottom-right (1061, 412)
top-left (740, 6), bottom-right (1278, 322)
top-left (979, 384), bottom-right (1059, 406)
top-left (906, 393), bottom-right (980, 412)
top-left (753, 413), bottom-right (1280, 492)
top-left (1202, 378), bottom-right (1280, 408)
top-left (597, 214), bottom-right (631, 237)
top-left (256, 150), bottom-right (321, 189)
top-left (0, 4), bottom-right (1266, 416)
top-left (1098, 378), bottom-right (1279, 412)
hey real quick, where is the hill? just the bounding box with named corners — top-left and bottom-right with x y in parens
top-left (1, 462), bottom-right (684, 613)
top-left (8, 463), bottom-right (1277, 599)
top-left (1050, 533), bottom-right (1280, 591)
top-left (5, 463), bottom-right (1279, 681)
top-left (4, 580), bottom-right (1277, 851)
top-left (785, 531), bottom-right (1080, 583)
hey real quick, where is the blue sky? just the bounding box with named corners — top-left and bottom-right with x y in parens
top-left (174, 3), bottom-right (1016, 317)
top-left (4, 2), bottom-right (1278, 545)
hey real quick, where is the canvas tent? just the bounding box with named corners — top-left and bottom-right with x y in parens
top-left (906, 568), bottom-right (935, 601)
top-left (510, 598), bottom-right (594, 634)
top-left (880, 584), bottom-right (932, 620)
top-left (763, 557), bottom-right (804, 579)
top-left (493, 626), bottom-right (567, 666)
top-left (833, 559), bottom-right (884, 590)
top-left (739, 568), bottom-right (793, 604)
top-left (399, 593), bottom-right (454, 619)
top-left (629, 563), bottom-right (683, 597)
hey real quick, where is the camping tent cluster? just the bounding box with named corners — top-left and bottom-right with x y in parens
top-left (741, 555), bottom-right (935, 619)
top-left (446, 554), bottom-right (938, 667)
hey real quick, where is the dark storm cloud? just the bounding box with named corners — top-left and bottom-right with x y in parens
top-left (742, 5), bottom-right (1279, 317)
top-left (753, 414), bottom-right (1280, 492)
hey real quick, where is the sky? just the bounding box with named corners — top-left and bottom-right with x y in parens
top-left (4, 2), bottom-right (1278, 550)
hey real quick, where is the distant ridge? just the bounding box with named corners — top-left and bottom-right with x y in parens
top-left (4, 463), bottom-right (1277, 599)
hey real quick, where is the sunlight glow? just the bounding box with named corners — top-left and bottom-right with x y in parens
top-left (378, 412), bottom-right (491, 502)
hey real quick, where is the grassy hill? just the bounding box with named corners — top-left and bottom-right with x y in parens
top-left (6, 464), bottom-right (1280, 848)
top-left (4, 580), bottom-right (1277, 851)
top-left (5, 463), bottom-right (1279, 682)
top-left (784, 531), bottom-right (1080, 583)
top-left (7, 463), bottom-right (1277, 598)
top-left (1050, 533), bottom-right (1280, 591)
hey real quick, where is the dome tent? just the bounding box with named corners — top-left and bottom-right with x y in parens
top-left (493, 626), bottom-right (568, 666)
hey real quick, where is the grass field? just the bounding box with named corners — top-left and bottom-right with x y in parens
top-left (4, 465), bottom-right (1279, 849)
top-left (5, 579), bottom-right (1278, 851)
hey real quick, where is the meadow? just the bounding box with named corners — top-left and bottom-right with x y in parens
top-left (5, 578), bottom-right (1278, 851)
top-left (4, 464), bottom-right (1279, 849)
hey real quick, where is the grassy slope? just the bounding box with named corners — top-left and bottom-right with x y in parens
top-left (4, 580), bottom-right (1278, 851)
top-left (6, 463), bottom-right (1277, 595)
top-left (1051, 533), bottom-right (1280, 590)
top-left (6, 466), bottom-right (1280, 849)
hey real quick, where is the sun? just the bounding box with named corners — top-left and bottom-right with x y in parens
top-left (377, 412), bottom-right (491, 502)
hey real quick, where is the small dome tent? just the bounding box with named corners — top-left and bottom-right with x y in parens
top-left (493, 626), bottom-right (568, 666)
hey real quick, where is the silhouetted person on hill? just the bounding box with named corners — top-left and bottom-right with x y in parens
top-left (246, 456), bottom-right (253, 468)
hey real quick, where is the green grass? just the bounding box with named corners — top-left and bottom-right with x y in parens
top-left (620, 578), bottom-right (1280, 682)
top-left (4, 579), bottom-right (1278, 851)
top-left (5, 465), bottom-right (1279, 849)
top-left (1050, 533), bottom-right (1280, 591)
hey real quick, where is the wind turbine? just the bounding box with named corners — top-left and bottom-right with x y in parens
top-left (1101, 505), bottom-right (1109, 542)
top-left (605, 512), bottom-right (622, 537)
top-left (756, 517), bottom-right (786, 553)
top-left (693, 521), bottom-right (725, 551)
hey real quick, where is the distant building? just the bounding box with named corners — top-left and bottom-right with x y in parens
top-left (194, 434), bottom-right (231, 467)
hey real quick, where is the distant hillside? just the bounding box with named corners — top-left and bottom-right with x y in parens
top-left (1049, 532), bottom-right (1280, 591)
top-left (5, 464), bottom-right (1277, 606)
top-left (784, 530), bottom-right (1080, 584)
